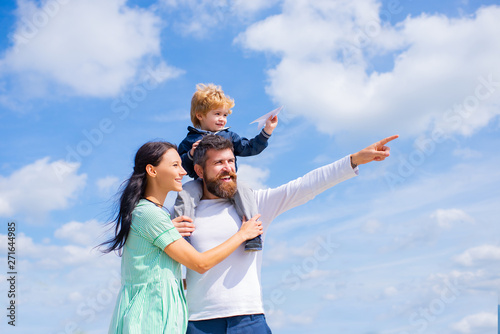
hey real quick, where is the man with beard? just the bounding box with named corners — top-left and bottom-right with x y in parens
top-left (174, 134), bottom-right (398, 333)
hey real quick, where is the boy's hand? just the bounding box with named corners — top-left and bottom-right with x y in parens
top-left (264, 115), bottom-right (278, 135)
top-left (190, 140), bottom-right (201, 157)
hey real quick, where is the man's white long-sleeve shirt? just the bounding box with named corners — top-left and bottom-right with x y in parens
top-left (186, 156), bottom-right (358, 320)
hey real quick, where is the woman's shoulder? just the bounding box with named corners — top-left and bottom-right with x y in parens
top-left (130, 200), bottom-right (179, 244)
top-left (133, 199), bottom-right (169, 222)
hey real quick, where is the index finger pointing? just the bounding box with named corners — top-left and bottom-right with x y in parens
top-left (377, 135), bottom-right (399, 146)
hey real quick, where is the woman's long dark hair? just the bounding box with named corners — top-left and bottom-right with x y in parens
top-left (100, 141), bottom-right (177, 254)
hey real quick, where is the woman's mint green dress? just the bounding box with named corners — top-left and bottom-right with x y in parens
top-left (108, 199), bottom-right (187, 334)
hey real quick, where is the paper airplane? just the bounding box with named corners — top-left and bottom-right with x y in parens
top-left (250, 106), bottom-right (283, 129)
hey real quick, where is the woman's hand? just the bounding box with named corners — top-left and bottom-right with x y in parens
top-left (239, 214), bottom-right (263, 240)
top-left (172, 215), bottom-right (195, 237)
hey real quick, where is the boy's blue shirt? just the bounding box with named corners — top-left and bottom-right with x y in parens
top-left (178, 126), bottom-right (271, 179)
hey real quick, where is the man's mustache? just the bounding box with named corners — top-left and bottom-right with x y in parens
top-left (216, 171), bottom-right (237, 180)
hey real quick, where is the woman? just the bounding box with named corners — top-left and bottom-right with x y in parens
top-left (101, 141), bottom-right (263, 333)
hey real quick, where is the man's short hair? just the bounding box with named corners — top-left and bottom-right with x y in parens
top-left (193, 135), bottom-right (234, 168)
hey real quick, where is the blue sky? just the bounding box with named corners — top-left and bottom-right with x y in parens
top-left (1, 0), bottom-right (500, 333)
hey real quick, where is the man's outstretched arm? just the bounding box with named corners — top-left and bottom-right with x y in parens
top-left (255, 134), bottom-right (399, 223)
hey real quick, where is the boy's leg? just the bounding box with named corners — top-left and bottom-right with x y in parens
top-left (244, 234), bottom-right (263, 251)
top-left (234, 182), bottom-right (262, 252)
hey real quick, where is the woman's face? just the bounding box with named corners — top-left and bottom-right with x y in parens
top-left (154, 149), bottom-right (187, 193)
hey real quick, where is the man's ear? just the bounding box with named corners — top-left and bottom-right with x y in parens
top-left (194, 164), bottom-right (204, 179)
top-left (145, 164), bottom-right (157, 177)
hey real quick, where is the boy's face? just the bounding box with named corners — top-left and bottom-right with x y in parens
top-left (197, 108), bottom-right (229, 132)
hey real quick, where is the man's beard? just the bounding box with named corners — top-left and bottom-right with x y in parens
top-left (205, 170), bottom-right (237, 198)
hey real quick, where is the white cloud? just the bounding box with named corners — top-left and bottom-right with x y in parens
top-left (289, 313), bottom-right (314, 325)
top-left (323, 293), bottom-right (338, 301)
top-left (231, 0), bottom-right (280, 18)
top-left (384, 286), bottom-right (398, 297)
top-left (96, 176), bottom-right (120, 196)
top-left (153, 109), bottom-right (191, 122)
top-left (159, 0), bottom-right (279, 37)
top-left (0, 157), bottom-right (86, 222)
top-left (452, 147), bottom-right (482, 159)
top-left (54, 219), bottom-right (106, 246)
top-left (300, 269), bottom-right (330, 280)
top-left (266, 309), bottom-right (314, 329)
top-left (362, 219), bottom-right (381, 234)
top-left (454, 244), bottom-right (500, 267)
top-left (266, 309), bottom-right (287, 329)
top-left (451, 312), bottom-right (497, 333)
top-left (236, 2), bottom-right (500, 138)
top-left (237, 163), bottom-right (270, 189)
top-left (160, 0), bottom-right (232, 37)
top-left (431, 208), bottom-right (475, 229)
top-left (0, 230), bottom-right (120, 332)
top-left (263, 240), bottom-right (314, 264)
top-left (1, 0), bottom-right (181, 99)
top-left (3, 232), bottom-right (100, 268)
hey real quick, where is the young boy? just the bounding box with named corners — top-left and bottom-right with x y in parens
top-left (175, 83), bottom-right (278, 251)
top-left (178, 83), bottom-right (278, 179)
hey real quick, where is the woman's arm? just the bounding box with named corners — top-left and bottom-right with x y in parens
top-left (164, 214), bottom-right (262, 274)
